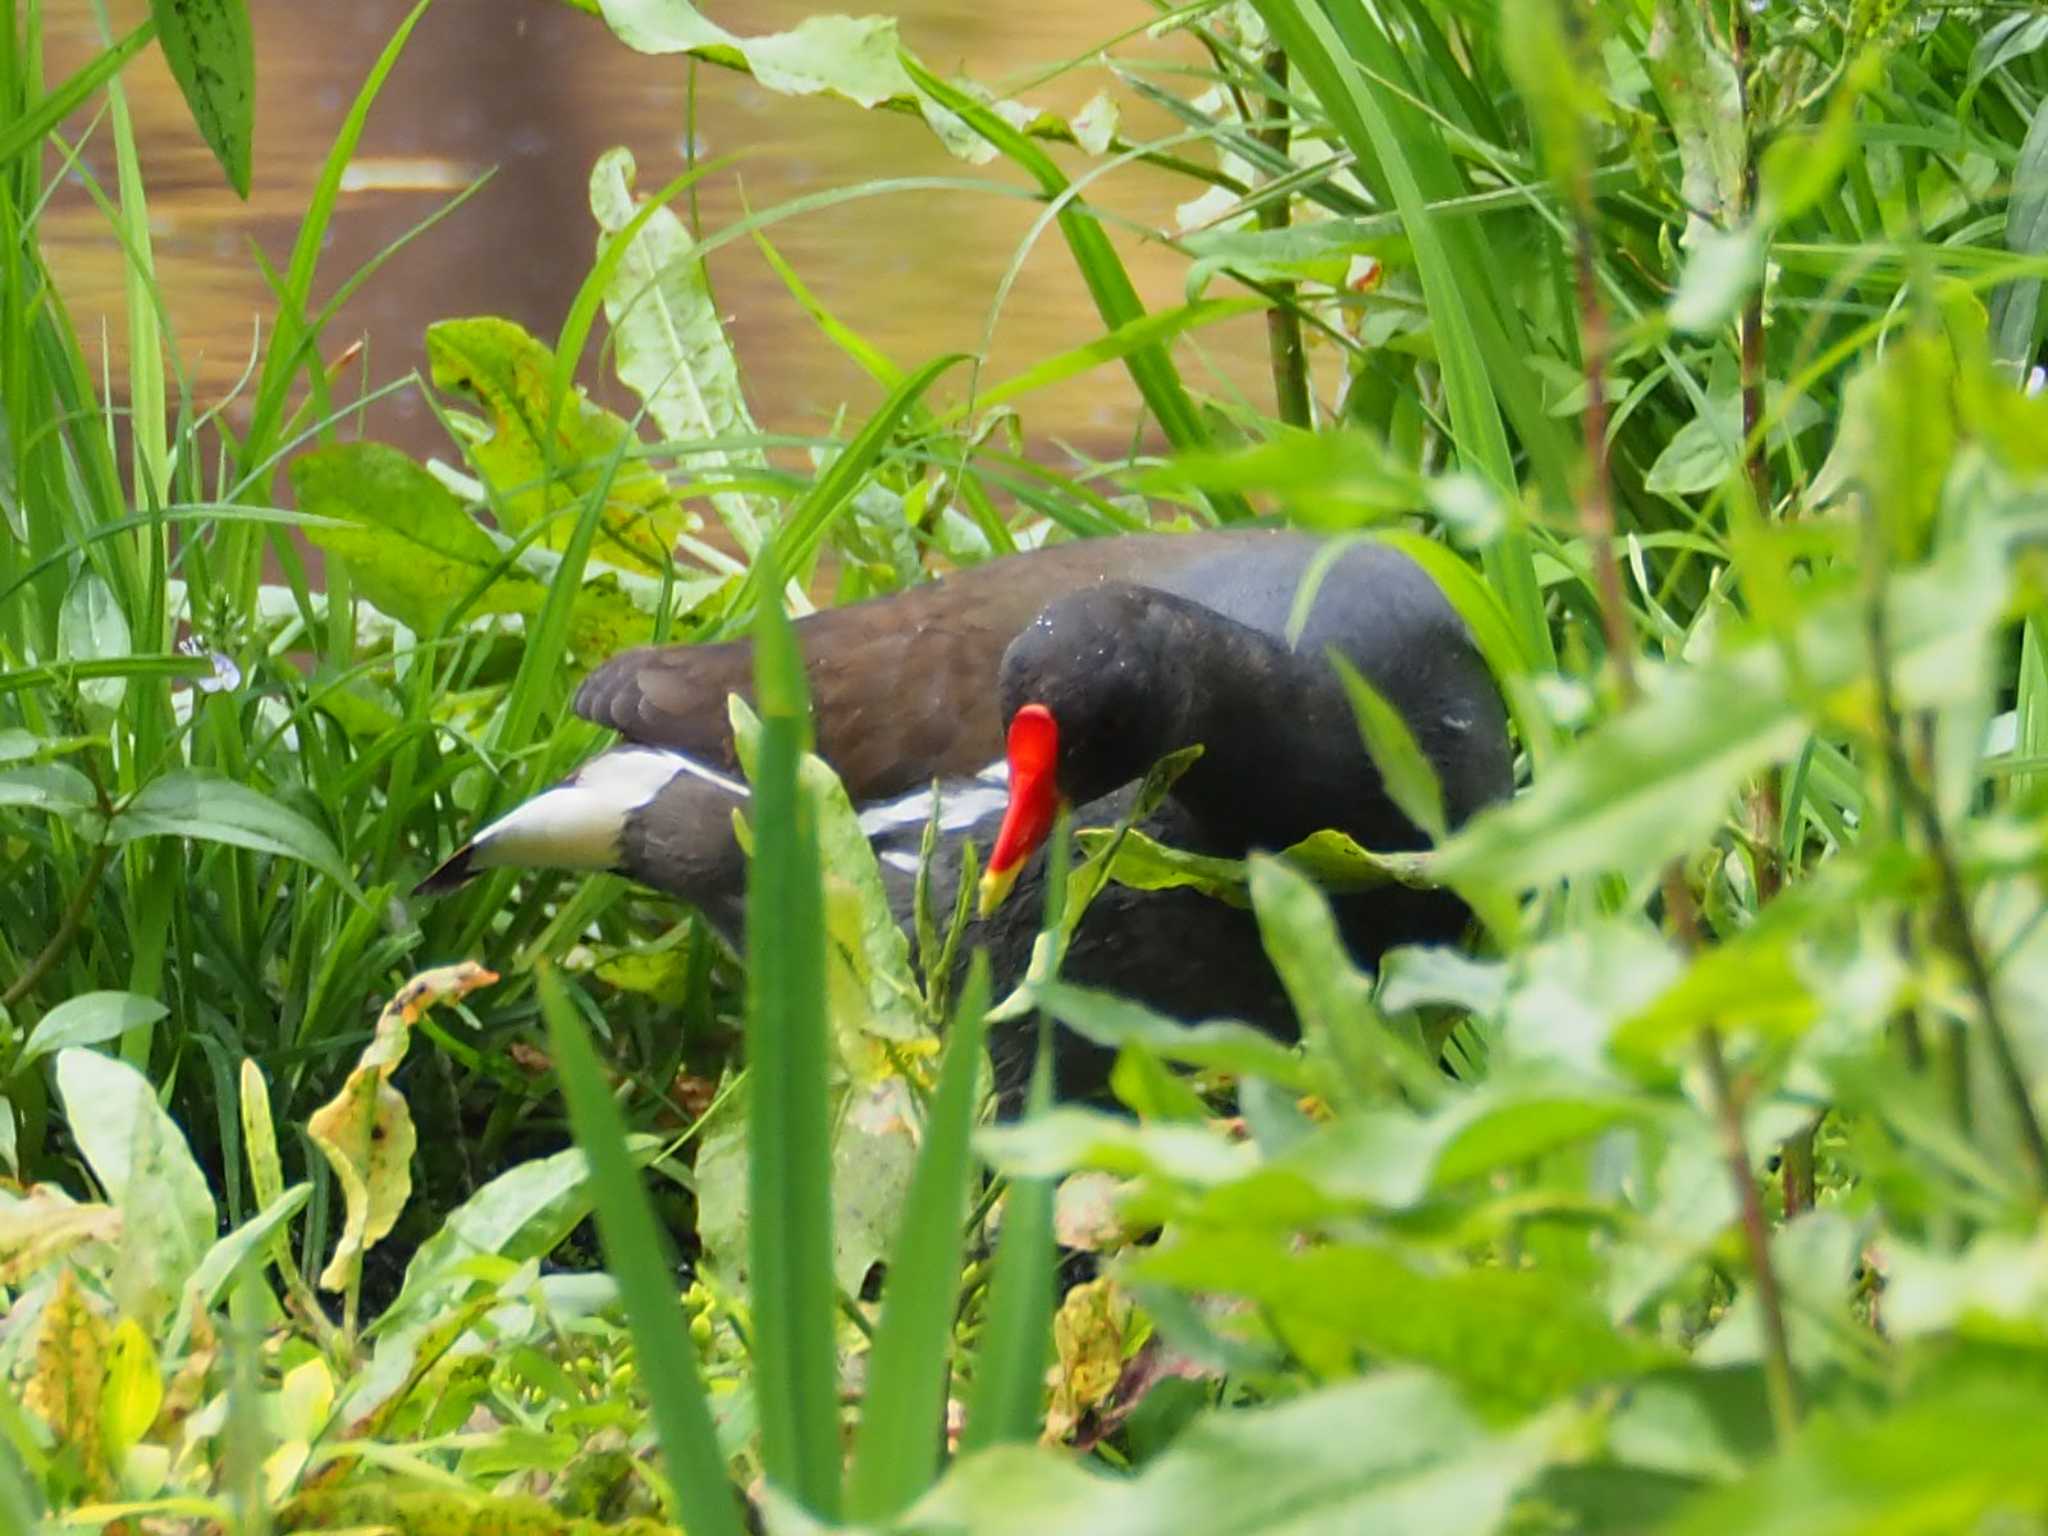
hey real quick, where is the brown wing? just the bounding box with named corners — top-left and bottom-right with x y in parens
top-left (570, 530), bottom-right (1272, 801)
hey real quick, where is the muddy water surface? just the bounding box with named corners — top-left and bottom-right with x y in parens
top-left (43, 0), bottom-right (1277, 482)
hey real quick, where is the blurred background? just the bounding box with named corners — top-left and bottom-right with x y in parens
top-left (40, 0), bottom-right (1278, 471)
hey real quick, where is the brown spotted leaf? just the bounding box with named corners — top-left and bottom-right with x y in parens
top-left (308, 963), bottom-right (497, 1291)
top-left (24, 1268), bottom-right (111, 1493)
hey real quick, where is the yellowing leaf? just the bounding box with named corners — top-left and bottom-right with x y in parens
top-left (1045, 1277), bottom-right (1133, 1444)
top-left (309, 963), bottom-right (497, 1291)
top-left (241, 1057), bottom-right (286, 1214)
top-left (101, 1317), bottom-right (163, 1459)
top-left (0, 1189), bottom-right (122, 1286)
top-left (426, 317), bottom-right (695, 575)
top-left (24, 1268), bottom-right (110, 1492)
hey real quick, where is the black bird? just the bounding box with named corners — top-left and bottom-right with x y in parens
top-left (419, 528), bottom-right (1512, 1097)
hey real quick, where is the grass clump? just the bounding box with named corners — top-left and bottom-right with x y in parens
top-left (5, 1), bottom-right (2048, 1533)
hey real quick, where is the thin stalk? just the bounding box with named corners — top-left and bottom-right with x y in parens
top-left (1660, 717), bottom-right (1799, 1444)
top-left (1550, 84), bottom-right (1783, 1393)
top-left (1701, 1024), bottom-right (1801, 1444)
top-left (1732, 0), bottom-right (1784, 906)
top-left (1, 839), bottom-right (114, 1009)
top-left (1864, 516), bottom-right (2048, 1197)
top-left (1253, 47), bottom-right (1311, 430)
top-left (1569, 185), bottom-right (1635, 699)
top-left (1782, 1114), bottom-right (1818, 1218)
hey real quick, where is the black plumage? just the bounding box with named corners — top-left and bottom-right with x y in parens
top-left (420, 529), bottom-right (1513, 1098)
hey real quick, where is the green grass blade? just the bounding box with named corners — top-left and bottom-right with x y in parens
top-left (721, 352), bottom-right (970, 631)
top-left (745, 540), bottom-right (842, 1519)
top-left (537, 964), bottom-right (746, 1536)
top-left (901, 52), bottom-right (1252, 524)
top-left (1250, 0), bottom-right (1557, 668)
top-left (1362, 528), bottom-right (1555, 767)
top-left (958, 1140), bottom-right (1054, 1456)
top-left (0, 20), bottom-right (153, 165)
top-left (240, 0), bottom-right (429, 470)
top-left (960, 825), bottom-right (1070, 1456)
top-left (846, 953), bottom-right (992, 1520)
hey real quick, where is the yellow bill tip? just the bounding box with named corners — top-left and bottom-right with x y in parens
top-left (977, 861), bottom-right (1021, 918)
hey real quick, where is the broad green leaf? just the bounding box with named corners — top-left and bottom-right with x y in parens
top-left (293, 441), bottom-right (702, 660)
top-left (381, 1139), bottom-right (655, 1333)
top-left (1434, 538), bottom-right (2007, 900)
top-left (1153, 428), bottom-right (1426, 530)
top-left (100, 1318), bottom-right (162, 1463)
top-left (1758, 50), bottom-right (1876, 225)
top-left (1334, 655), bottom-right (1447, 843)
top-left (1610, 926), bottom-right (1821, 1069)
top-left (1250, 855), bottom-right (1440, 1106)
top-left (1377, 947), bottom-right (1506, 1018)
top-left (1035, 982), bottom-right (1313, 1089)
top-left (110, 770), bottom-right (358, 895)
top-left (58, 568), bottom-right (131, 716)
top-left (149, 0), bottom-right (253, 196)
top-left (1808, 331), bottom-right (1957, 552)
top-left (1886, 1229), bottom-right (2048, 1343)
top-left (914, 1370), bottom-right (1556, 1536)
top-left (1427, 1077), bottom-right (1651, 1189)
top-left (1132, 1230), bottom-right (1669, 1408)
top-left (294, 440), bottom-right (532, 632)
top-left (1645, 0), bottom-right (1745, 246)
top-left (1606, 1366), bottom-right (1776, 1482)
top-left (978, 1107), bottom-right (1260, 1188)
top-left (19, 992), bottom-right (167, 1068)
top-left (54, 1049), bottom-right (216, 1330)
top-left (1080, 826), bottom-right (1250, 907)
top-left (240, 1058), bottom-right (286, 1216)
top-left (185, 1184), bottom-right (310, 1311)
top-left (1661, 1370), bottom-right (2048, 1536)
top-left (589, 146), bottom-right (768, 554)
top-left (590, 0), bottom-right (1104, 165)
top-left (1668, 225), bottom-right (1765, 337)
top-left (426, 316), bottom-right (693, 574)
top-left (1645, 391), bottom-right (1822, 497)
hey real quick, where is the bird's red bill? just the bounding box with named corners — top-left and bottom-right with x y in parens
top-left (985, 703), bottom-right (1059, 890)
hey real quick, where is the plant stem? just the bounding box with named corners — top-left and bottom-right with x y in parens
top-left (1731, 0), bottom-right (1784, 907)
top-left (2, 840), bottom-right (115, 1010)
top-left (1569, 195), bottom-right (1636, 699)
top-left (1865, 555), bottom-right (2048, 1195)
top-left (1782, 1116), bottom-right (1817, 1218)
top-left (1701, 1023), bottom-right (1802, 1444)
top-left (1254, 46), bottom-right (1312, 430)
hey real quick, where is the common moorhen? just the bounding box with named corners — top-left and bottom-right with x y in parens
top-left (419, 529), bottom-right (1512, 1096)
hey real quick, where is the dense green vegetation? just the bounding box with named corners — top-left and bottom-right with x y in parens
top-left (6, 0), bottom-right (2048, 1529)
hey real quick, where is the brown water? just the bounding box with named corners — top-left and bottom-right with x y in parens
top-left (42, 0), bottom-right (1278, 478)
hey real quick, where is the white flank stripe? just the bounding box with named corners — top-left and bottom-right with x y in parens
top-left (620, 748), bottom-right (749, 799)
top-left (470, 749), bottom-right (742, 872)
top-left (857, 781), bottom-right (1011, 839)
top-left (880, 851), bottom-right (922, 874)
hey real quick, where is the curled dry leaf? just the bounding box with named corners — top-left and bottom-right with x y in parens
top-left (307, 962), bottom-right (499, 1292)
